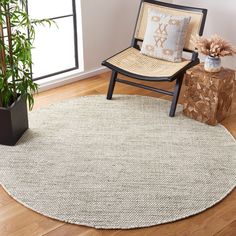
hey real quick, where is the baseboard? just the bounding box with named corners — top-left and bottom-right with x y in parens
top-left (38, 67), bottom-right (109, 92)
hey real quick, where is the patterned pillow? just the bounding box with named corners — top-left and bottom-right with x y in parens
top-left (141, 9), bottom-right (191, 62)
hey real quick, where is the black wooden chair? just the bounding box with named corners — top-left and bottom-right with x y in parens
top-left (102, 0), bottom-right (207, 117)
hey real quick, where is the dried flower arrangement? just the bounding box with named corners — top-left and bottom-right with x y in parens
top-left (191, 35), bottom-right (236, 58)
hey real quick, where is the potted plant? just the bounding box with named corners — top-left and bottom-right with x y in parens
top-left (192, 34), bottom-right (236, 72)
top-left (0, 0), bottom-right (52, 146)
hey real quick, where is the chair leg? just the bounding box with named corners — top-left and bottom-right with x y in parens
top-left (169, 75), bottom-right (184, 117)
top-left (107, 71), bottom-right (118, 100)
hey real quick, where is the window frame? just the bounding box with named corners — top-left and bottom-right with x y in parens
top-left (26, 0), bottom-right (79, 81)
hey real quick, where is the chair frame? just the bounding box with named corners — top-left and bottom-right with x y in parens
top-left (102, 0), bottom-right (207, 117)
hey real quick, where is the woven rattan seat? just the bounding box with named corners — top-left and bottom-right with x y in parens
top-left (102, 0), bottom-right (207, 117)
top-left (106, 47), bottom-right (191, 80)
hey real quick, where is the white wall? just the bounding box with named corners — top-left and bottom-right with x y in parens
top-left (173, 0), bottom-right (236, 69)
top-left (80, 0), bottom-right (140, 71)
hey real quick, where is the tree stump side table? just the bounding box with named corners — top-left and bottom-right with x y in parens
top-left (183, 63), bottom-right (235, 125)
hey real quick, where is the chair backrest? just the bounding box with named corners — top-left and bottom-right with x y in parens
top-left (132, 0), bottom-right (207, 52)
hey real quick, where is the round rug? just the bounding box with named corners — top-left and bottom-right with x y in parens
top-left (0, 95), bottom-right (235, 229)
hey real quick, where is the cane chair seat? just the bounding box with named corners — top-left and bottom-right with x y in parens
top-left (106, 47), bottom-right (191, 80)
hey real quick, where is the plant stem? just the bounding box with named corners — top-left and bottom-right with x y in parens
top-left (0, 26), bottom-right (6, 76)
top-left (5, 4), bottom-right (17, 101)
top-left (0, 26), bottom-right (4, 107)
top-left (0, 6), bottom-right (6, 107)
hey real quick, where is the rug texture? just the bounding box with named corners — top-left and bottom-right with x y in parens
top-left (0, 95), bottom-right (235, 229)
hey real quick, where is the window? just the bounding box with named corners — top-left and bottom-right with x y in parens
top-left (27, 0), bottom-right (79, 80)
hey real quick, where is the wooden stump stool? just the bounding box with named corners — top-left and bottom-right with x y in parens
top-left (183, 63), bottom-right (235, 125)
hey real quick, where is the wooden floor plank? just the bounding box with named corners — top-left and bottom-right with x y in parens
top-left (43, 224), bottom-right (100, 236)
top-left (214, 220), bottom-right (236, 236)
top-left (0, 188), bottom-right (14, 208)
top-left (0, 73), bottom-right (235, 236)
top-left (0, 201), bottom-right (62, 236)
top-left (8, 218), bottom-right (63, 236)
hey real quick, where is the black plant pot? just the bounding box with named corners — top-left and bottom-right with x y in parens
top-left (0, 95), bottom-right (29, 146)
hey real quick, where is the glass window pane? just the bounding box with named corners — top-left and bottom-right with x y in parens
top-left (31, 17), bottom-right (76, 79)
top-left (28, 0), bottom-right (73, 19)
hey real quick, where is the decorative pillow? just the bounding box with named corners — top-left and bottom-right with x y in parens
top-left (141, 9), bottom-right (191, 62)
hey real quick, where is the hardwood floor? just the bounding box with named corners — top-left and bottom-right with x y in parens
top-left (0, 72), bottom-right (235, 236)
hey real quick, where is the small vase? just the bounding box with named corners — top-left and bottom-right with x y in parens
top-left (204, 56), bottom-right (221, 73)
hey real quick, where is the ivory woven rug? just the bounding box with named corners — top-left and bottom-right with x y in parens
top-left (0, 95), bottom-right (235, 229)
